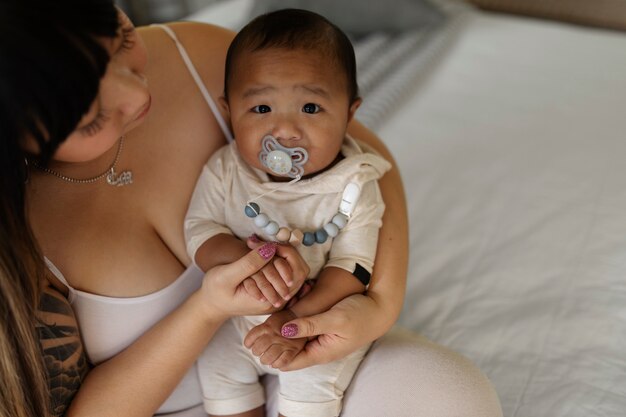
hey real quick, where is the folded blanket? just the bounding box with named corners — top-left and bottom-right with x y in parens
top-left (355, 0), bottom-right (473, 131)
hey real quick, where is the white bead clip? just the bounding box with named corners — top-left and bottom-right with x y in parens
top-left (339, 182), bottom-right (361, 218)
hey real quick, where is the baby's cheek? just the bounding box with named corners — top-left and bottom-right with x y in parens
top-left (241, 149), bottom-right (265, 171)
top-left (305, 149), bottom-right (335, 175)
top-left (234, 137), bottom-right (261, 163)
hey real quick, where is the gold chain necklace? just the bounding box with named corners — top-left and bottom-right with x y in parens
top-left (32, 136), bottom-right (133, 186)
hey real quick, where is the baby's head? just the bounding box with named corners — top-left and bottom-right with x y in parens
top-left (222, 9), bottom-right (361, 179)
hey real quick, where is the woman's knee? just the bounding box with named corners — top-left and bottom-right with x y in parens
top-left (341, 327), bottom-right (503, 417)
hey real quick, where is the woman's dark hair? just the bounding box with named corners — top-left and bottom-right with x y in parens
top-left (224, 8), bottom-right (359, 102)
top-left (0, 1), bottom-right (118, 416)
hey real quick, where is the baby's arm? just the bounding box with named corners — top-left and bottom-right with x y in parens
top-left (194, 233), bottom-right (248, 272)
top-left (245, 178), bottom-right (385, 368)
top-left (195, 234), bottom-right (293, 307)
top-left (289, 267), bottom-right (365, 318)
top-left (185, 148), bottom-right (296, 307)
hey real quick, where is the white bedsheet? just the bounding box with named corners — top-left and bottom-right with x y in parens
top-left (380, 12), bottom-right (626, 417)
top-left (187, 2), bottom-right (626, 416)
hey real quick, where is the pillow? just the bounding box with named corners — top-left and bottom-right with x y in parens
top-left (248, 0), bottom-right (444, 37)
top-left (466, 0), bottom-right (626, 31)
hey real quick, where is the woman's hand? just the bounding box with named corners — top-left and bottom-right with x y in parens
top-left (242, 249), bottom-right (301, 308)
top-left (200, 242), bottom-right (309, 319)
top-left (276, 292), bottom-right (395, 371)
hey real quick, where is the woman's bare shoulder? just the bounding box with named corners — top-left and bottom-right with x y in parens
top-left (162, 21), bottom-right (235, 53)
top-left (138, 21), bottom-right (234, 100)
top-left (138, 20), bottom-right (235, 50)
top-left (134, 21), bottom-right (232, 162)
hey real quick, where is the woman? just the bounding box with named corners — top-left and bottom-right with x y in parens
top-left (0, 1), bottom-right (503, 416)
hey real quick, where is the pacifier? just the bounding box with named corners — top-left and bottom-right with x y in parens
top-left (258, 135), bottom-right (309, 178)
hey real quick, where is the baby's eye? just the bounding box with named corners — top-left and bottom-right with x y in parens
top-left (252, 105), bottom-right (271, 114)
top-left (302, 103), bottom-right (320, 114)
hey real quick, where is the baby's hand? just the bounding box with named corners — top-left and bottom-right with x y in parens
top-left (244, 310), bottom-right (306, 369)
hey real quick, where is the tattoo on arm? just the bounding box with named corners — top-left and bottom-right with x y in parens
top-left (37, 287), bottom-right (89, 417)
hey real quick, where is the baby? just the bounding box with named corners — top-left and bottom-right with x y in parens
top-left (184, 9), bottom-right (390, 417)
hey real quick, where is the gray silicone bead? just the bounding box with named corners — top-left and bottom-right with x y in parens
top-left (302, 232), bottom-right (316, 246)
top-left (331, 213), bottom-right (348, 229)
top-left (254, 213), bottom-right (270, 228)
top-left (264, 221), bottom-right (279, 236)
top-left (323, 222), bottom-right (339, 237)
top-left (315, 229), bottom-right (328, 244)
top-left (244, 203), bottom-right (260, 218)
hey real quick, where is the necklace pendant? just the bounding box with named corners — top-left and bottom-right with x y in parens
top-left (106, 167), bottom-right (133, 186)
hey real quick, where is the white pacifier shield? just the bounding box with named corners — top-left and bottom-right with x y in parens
top-left (258, 135), bottom-right (309, 178)
top-left (266, 149), bottom-right (292, 175)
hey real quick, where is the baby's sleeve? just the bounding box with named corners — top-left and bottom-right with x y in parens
top-left (184, 151), bottom-right (233, 263)
top-left (324, 179), bottom-right (385, 278)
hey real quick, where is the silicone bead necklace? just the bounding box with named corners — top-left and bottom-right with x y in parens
top-left (244, 181), bottom-right (361, 247)
top-left (244, 201), bottom-right (349, 246)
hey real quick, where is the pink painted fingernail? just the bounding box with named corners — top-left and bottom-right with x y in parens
top-left (281, 323), bottom-right (298, 338)
top-left (249, 234), bottom-right (261, 243)
top-left (257, 243), bottom-right (276, 260)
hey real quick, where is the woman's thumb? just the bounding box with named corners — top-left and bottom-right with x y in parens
top-left (281, 313), bottom-right (328, 339)
top-left (218, 242), bottom-right (276, 284)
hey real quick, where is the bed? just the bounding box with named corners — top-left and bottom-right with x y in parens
top-left (186, 1), bottom-right (626, 416)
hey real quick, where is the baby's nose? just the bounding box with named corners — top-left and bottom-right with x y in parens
top-left (271, 117), bottom-right (301, 141)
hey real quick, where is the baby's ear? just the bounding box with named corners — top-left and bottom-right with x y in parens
top-left (348, 98), bottom-right (362, 122)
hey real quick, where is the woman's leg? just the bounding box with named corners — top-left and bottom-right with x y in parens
top-left (341, 327), bottom-right (503, 417)
top-left (264, 327), bottom-right (502, 417)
